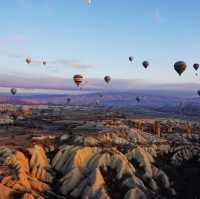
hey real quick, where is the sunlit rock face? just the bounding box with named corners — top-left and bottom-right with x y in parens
top-left (0, 117), bottom-right (199, 199)
top-left (0, 145), bottom-right (51, 199)
top-left (51, 126), bottom-right (175, 199)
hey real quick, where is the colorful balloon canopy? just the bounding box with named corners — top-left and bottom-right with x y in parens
top-left (73, 74), bottom-right (83, 87)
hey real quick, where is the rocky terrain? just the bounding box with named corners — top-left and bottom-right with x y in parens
top-left (0, 107), bottom-right (199, 199)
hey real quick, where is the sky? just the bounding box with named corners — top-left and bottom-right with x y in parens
top-left (0, 0), bottom-right (200, 90)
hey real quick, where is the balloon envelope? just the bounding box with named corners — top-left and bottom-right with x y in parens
top-left (136, 97), bottom-right (140, 103)
top-left (129, 56), bottom-right (133, 62)
top-left (11, 88), bottom-right (17, 95)
top-left (67, 98), bottom-right (71, 103)
top-left (142, 61), bottom-right (149, 69)
top-left (174, 61), bottom-right (187, 76)
top-left (193, 63), bottom-right (199, 71)
top-left (26, 58), bottom-right (31, 64)
top-left (104, 76), bottom-right (111, 84)
top-left (73, 74), bottom-right (83, 87)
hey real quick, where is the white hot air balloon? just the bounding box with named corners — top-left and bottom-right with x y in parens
top-left (86, 0), bottom-right (92, 5)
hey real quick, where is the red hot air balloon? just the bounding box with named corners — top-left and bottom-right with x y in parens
top-left (73, 74), bottom-right (83, 87)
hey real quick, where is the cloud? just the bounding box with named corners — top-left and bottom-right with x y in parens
top-left (0, 74), bottom-right (198, 93)
top-left (0, 34), bottom-right (28, 46)
top-left (0, 34), bottom-right (29, 59)
top-left (52, 59), bottom-right (93, 69)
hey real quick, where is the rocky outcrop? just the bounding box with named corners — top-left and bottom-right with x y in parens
top-left (0, 145), bottom-right (52, 198)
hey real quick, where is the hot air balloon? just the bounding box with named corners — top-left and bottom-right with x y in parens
top-left (193, 63), bottom-right (199, 76)
top-left (104, 76), bottom-right (111, 84)
top-left (142, 61), bottom-right (149, 69)
top-left (11, 88), bottom-right (17, 95)
top-left (99, 93), bottom-right (103, 98)
top-left (129, 56), bottom-right (133, 62)
top-left (96, 100), bottom-right (100, 105)
top-left (174, 61), bottom-right (187, 76)
top-left (86, 0), bottom-right (92, 5)
top-left (73, 74), bottom-right (83, 87)
top-left (43, 61), bottom-right (47, 66)
top-left (26, 58), bottom-right (31, 64)
top-left (197, 90), bottom-right (200, 97)
top-left (136, 96), bottom-right (140, 103)
top-left (67, 98), bottom-right (71, 104)
top-left (193, 63), bottom-right (199, 71)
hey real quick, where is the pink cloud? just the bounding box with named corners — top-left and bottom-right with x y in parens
top-left (0, 34), bottom-right (28, 46)
top-left (56, 59), bottom-right (93, 69)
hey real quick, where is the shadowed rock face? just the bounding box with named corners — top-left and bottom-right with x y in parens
top-left (0, 113), bottom-right (199, 199)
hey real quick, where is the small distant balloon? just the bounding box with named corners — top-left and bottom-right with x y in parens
top-left (129, 56), bottom-right (133, 62)
top-left (142, 61), bottom-right (149, 69)
top-left (96, 100), bottom-right (100, 105)
top-left (11, 88), bottom-right (17, 95)
top-left (73, 74), bottom-right (83, 87)
top-left (193, 63), bottom-right (199, 71)
top-left (99, 93), bottom-right (103, 98)
top-left (174, 61), bottom-right (187, 76)
top-left (86, 0), bottom-right (92, 5)
top-left (67, 98), bottom-right (71, 104)
top-left (104, 76), bottom-right (111, 84)
top-left (136, 96), bottom-right (140, 103)
top-left (26, 58), bottom-right (31, 64)
top-left (193, 63), bottom-right (199, 76)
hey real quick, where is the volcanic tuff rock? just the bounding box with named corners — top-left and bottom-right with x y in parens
top-left (0, 117), bottom-right (199, 198)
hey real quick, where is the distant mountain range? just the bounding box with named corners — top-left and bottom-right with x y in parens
top-left (1, 90), bottom-right (200, 120)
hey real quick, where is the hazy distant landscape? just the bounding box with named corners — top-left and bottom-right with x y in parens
top-left (1, 88), bottom-right (200, 121)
